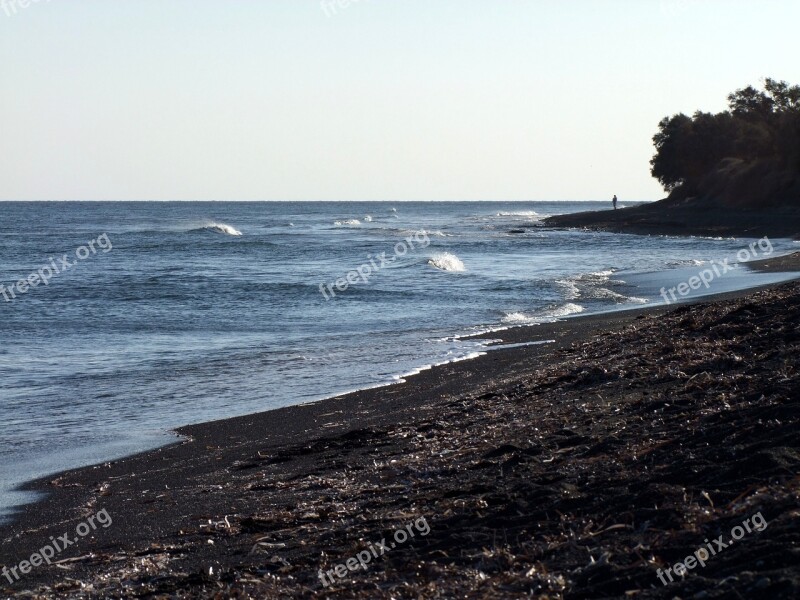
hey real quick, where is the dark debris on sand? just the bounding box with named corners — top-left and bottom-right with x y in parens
top-left (3, 284), bottom-right (800, 599)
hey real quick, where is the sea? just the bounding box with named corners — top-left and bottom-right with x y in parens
top-left (1, 201), bottom-right (798, 521)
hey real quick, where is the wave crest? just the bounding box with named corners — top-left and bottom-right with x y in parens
top-left (197, 222), bottom-right (242, 236)
top-left (427, 252), bottom-right (466, 272)
top-left (549, 302), bottom-right (586, 318)
top-left (402, 228), bottom-right (452, 238)
top-left (501, 303), bottom-right (585, 325)
top-left (495, 210), bottom-right (539, 218)
top-left (501, 312), bottom-right (531, 324)
top-left (666, 259), bottom-right (707, 267)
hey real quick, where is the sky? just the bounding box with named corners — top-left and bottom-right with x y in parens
top-left (1, 0), bottom-right (798, 201)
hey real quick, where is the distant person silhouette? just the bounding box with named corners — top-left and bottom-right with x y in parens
top-left (612, 195), bottom-right (618, 210)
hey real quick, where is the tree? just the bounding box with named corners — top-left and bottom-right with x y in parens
top-left (650, 78), bottom-right (800, 199)
top-left (727, 85), bottom-right (773, 117)
top-left (650, 113), bottom-right (692, 192)
top-left (764, 78), bottom-right (800, 112)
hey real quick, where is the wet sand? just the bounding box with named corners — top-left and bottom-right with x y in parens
top-left (747, 251), bottom-right (800, 272)
top-left (2, 282), bottom-right (800, 598)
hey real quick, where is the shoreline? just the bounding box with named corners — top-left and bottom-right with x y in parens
top-left (5, 255), bottom-right (798, 524)
top-left (2, 267), bottom-right (800, 596)
top-left (543, 202), bottom-right (800, 238)
top-left (3, 256), bottom-right (799, 512)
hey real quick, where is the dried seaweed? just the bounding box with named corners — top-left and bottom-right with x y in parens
top-left (4, 284), bottom-right (800, 599)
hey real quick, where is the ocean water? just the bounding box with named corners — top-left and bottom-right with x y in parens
top-left (1, 201), bottom-right (798, 521)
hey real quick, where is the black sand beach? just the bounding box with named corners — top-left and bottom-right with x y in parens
top-left (2, 273), bottom-right (800, 598)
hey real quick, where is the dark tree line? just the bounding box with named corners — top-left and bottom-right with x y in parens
top-left (650, 79), bottom-right (800, 206)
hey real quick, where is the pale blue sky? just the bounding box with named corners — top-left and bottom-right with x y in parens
top-left (1, 0), bottom-right (798, 201)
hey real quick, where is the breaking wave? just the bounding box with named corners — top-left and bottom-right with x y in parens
top-left (427, 252), bottom-right (466, 272)
top-left (666, 259), bottom-right (707, 267)
top-left (501, 312), bottom-right (533, 324)
top-left (555, 269), bottom-right (647, 305)
top-left (404, 229), bottom-right (452, 238)
top-left (549, 302), bottom-right (586, 318)
top-left (501, 302), bottom-right (585, 325)
top-left (495, 210), bottom-right (540, 218)
top-left (196, 222), bottom-right (242, 236)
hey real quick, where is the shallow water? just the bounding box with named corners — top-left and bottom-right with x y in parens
top-left (1, 201), bottom-right (797, 521)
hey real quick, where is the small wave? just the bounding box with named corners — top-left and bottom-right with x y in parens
top-left (364, 215), bottom-right (373, 222)
top-left (556, 266), bottom-right (648, 306)
top-left (589, 287), bottom-right (627, 301)
top-left (373, 227), bottom-right (452, 238)
top-left (427, 252), bottom-right (466, 272)
top-left (666, 259), bottom-right (707, 267)
top-left (555, 270), bottom-right (614, 300)
top-left (198, 222), bottom-right (242, 236)
top-left (501, 312), bottom-right (532, 324)
top-left (574, 270), bottom-right (615, 283)
top-left (334, 219), bottom-right (361, 227)
top-left (501, 302), bottom-right (585, 325)
top-left (555, 279), bottom-right (581, 300)
top-left (587, 269), bottom-right (614, 278)
top-left (586, 287), bottom-right (650, 304)
top-left (495, 210), bottom-right (539, 217)
top-left (406, 229), bottom-right (452, 238)
top-left (549, 302), bottom-right (586, 318)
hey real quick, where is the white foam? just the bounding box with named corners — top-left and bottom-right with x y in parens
top-left (556, 270), bottom-right (614, 299)
top-left (666, 259), bottom-right (707, 267)
top-left (487, 340), bottom-right (556, 351)
top-left (557, 269), bottom-right (650, 304)
top-left (202, 222), bottom-right (242, 236)
top-left (427, 252), bottom-right (466, 272)
top-left (364, 215), bottom-right (373, 222)
top-left (377, 227), bottom-right (453, 238)
top-left (589, 287), bottom-right (628, 301)
top-left (334, 219), bottom-right (361, 227)
top-left (588, 269), bottom-right (614, 278)
top-left (573, 270), bottom-right (615, 283)
top-left (583, 287), bottom-right (649, 304)
top-left (495, 210), bottom-right (539, 218)
top-left (403, 229), bottom-right (452, 238)
top-left (555, 279), bottom-right (581, 300)
top-left (549, 302), bottom-right (586, 318)
top-left (501, 312), bottom-right (531, 324)
top-left (501, 302), bottom-right (585, 325)
top-left (390, 350), bottom-right (487, 383)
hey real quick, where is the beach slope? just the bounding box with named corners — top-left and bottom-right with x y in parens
top-left (2, 284), bottom-right (800, 598)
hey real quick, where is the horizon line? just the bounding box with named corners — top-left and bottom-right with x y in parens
top-left (0, 198), bottom-right (658, 203)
